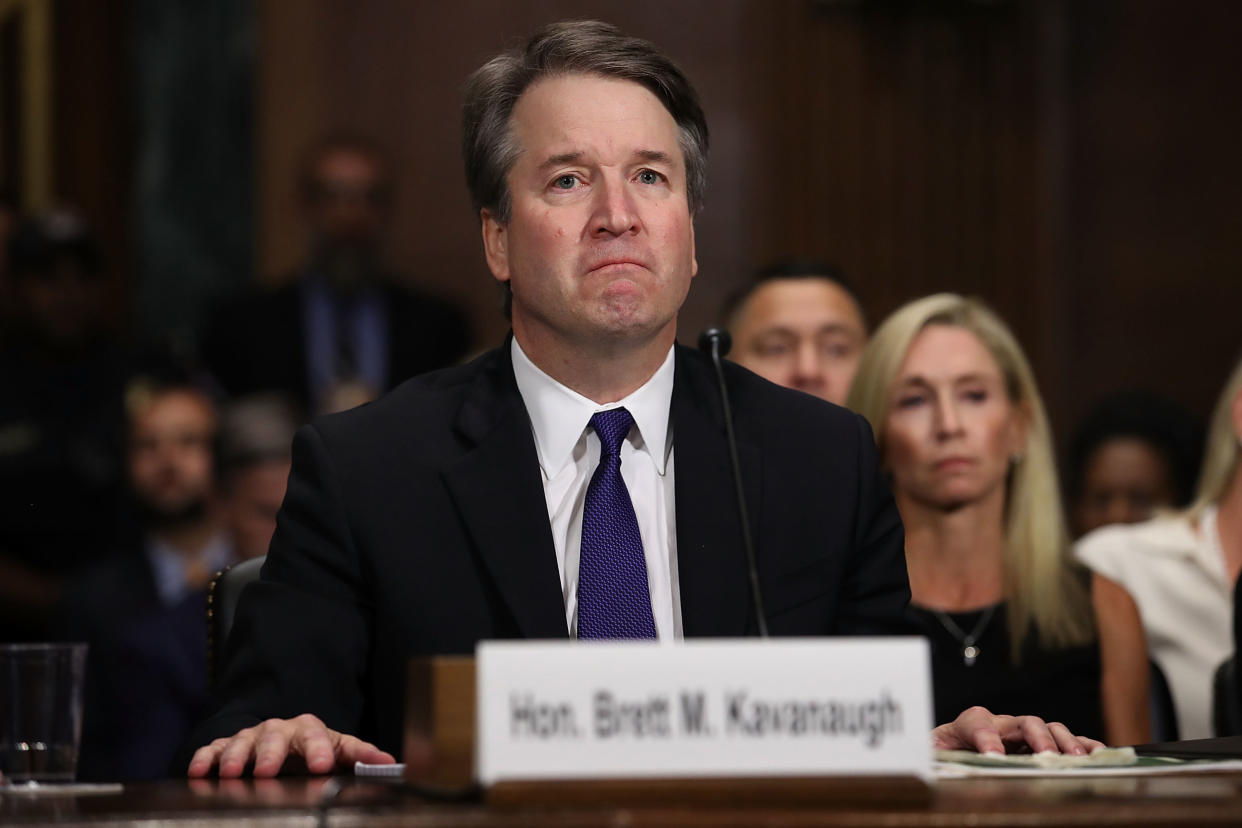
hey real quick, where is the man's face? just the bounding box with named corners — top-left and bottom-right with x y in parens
top-left (128, 391), bottom-right (217, 525)
top-left (729, 278), bottom-right (867, 405)
top-left (17, 258), bottom-right (106, 351)
top-left (481, 74), bottom-right (697, 353)
top-left (305, 149), bottom-right (388, 249)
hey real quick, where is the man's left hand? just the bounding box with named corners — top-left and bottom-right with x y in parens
top-left (932, 706), bottom-right (1106, 755)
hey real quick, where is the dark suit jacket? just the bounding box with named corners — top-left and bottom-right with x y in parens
top-left (186, 343), bottom-right (909, 758)
top-left (199, 278), bottom-right (470, 412)
top-left (57, 552), bottom-right (213, 781)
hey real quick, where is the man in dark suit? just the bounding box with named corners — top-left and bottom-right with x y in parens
top-left (61, 378), bottom-right (236, 780)
top-left (187, 21), bottom-right (1102, 778)
top-left (200, 135), bottom-right (470, 415)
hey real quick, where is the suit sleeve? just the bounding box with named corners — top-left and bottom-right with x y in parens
top-left (179, 422), bottom-right (374, 762)
top-left (831, 413), bottom-right (911, 635)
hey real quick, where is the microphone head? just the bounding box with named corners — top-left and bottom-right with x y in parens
top-left (697, 327), bottom-right (732, 358)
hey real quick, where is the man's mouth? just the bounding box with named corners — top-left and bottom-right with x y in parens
top-left (587, 258), bottom-right (648, 275)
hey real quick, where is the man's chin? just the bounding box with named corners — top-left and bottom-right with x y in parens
top-left (137, 498), bottom-right (210, 530)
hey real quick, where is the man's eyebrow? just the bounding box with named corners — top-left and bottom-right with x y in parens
top-left (635, 149), bottom-right (675, 166)
top-left (537, 149), bottom-right (676, 171)
top-left (537, 152), bottom-right (584, 172)
top-left (814, 322), bottom-right (864, 338)
top-left (755, 325), bottom-right (798, 340)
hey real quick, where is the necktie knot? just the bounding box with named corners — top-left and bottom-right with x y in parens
top-left (590, 408), bottom-right (634, 459)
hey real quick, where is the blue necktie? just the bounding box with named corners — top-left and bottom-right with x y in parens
top-left (577, 407), bottom-right (657, 639)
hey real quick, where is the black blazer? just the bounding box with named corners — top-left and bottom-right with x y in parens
top-left (186, 343), bottom-right (909, 758)
top-left (199, 278), bottom-right (470, 411)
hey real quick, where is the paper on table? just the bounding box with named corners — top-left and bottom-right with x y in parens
top-left (0, 781), bottom-right (124, 796)
top-left (935, 747), bottom-right (1242, 778)
top-left (354, 761), bottom-right (406, 778)
top-left (937, 746), bottom-right (1138, 769)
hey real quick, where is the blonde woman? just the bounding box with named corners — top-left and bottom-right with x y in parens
top-left (1076, 355), bottom-right (1242, 739)
top-left (848, 294), bottom-right (1150, 746)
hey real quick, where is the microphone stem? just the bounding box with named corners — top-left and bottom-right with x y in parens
top-left (707, 339), bottom-right (769, 638)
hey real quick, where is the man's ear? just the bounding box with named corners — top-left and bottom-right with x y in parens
top-left (689, 219), bottom-right (698, 279)
top-left (480, 209), bottom-right (510, 285)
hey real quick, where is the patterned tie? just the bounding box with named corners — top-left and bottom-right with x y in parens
top-left (577, 407), bottom-right (657, 639)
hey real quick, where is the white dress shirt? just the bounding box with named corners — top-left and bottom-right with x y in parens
top-left (1075, 507), bottom-right (1234, 740)
top-left (510, 338), bottom-right (682, 640)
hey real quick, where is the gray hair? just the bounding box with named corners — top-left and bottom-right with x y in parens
top-left (462, 20), bottom-right (709, 225)
top-left (216, 393), bottom-right (301, 489)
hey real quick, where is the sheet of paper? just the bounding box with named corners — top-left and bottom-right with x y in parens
top-left (0, 781), bottom-right (124, 796)
top-left (354, 761), bottom-right (406, 777)
top-left (934, 747), bottom-right (1242, 778)
top-left (936, 746), bottom-right (1137, 769)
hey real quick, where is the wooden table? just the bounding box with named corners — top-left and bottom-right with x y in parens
top-left (3, 772), bottom-right (1242, 826)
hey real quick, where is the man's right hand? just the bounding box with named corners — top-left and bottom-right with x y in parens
top-left (186, 714), bottom-right (396, 778)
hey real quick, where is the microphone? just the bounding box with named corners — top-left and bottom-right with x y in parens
top-left (697, 328), bottom-right (769, 637)
top-left (696, 327), bottom-right (732, 359)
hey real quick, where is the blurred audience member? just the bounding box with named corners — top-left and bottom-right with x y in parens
top-left (201, 134), bottom-right (470, 415)
top-left (1077, 355), bottom-right (1242, 739)
top-left (0, 211), bottom-right (131, 640)
top-left (57, 378), bottom-right (237, 780)
top-left (216, 394), bottom-right (299, 560)
top-left (723, 261), bottom-right (867, 406)
top-left (849, 294), bottom-right (1150, 745)
top-left (1068, 391), bottom-right (1203, 537)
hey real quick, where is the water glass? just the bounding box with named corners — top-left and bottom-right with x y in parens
top-left (0, 642), bottom-right (88, 783)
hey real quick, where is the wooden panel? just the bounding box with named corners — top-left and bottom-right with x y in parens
top-left (1059, 0), bottom-right (1242, 428)
top-left (256, 0), bottom-right (752, 348)
top-left (50, 0), bottom-right (129, 327)
top-left (255, 0), bottom-right (1242, 431)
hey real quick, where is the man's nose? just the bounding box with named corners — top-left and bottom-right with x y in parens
top-left (790, 343), bottom-right (825, 390)
top-left (591, 176), bottom-right (639, 236)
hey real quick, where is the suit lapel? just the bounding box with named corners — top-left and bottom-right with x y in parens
top-left (442, 346), bottom-right (568, 640)
top-left (672, 347), bottom-right (763, 637)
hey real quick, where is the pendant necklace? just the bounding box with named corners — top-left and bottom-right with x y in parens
top-left (931, 605), bottom-right (997, 667)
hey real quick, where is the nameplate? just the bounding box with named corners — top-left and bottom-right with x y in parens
top-left (476, 638), bottom-right (932, 784)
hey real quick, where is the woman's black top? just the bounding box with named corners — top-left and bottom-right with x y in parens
top-left (907, 602), bottom-right (1105, 739)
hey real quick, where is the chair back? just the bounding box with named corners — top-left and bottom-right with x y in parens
top-left (206, 555), bottom-right (265, 688)
top-left (1149, 659), bottom-right (1180, 743)
top-left (1214, 655), bottom-right (1240, 736)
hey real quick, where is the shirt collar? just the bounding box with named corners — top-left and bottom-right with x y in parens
top-left (511, 338), bottom-right (675, 479)
top-left (145, 532), bottom-right (236, 607)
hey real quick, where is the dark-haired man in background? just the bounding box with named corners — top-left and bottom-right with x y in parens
top-left (186, 21), bottom-right (1102, 778)
top-left (724, 261), bottom-right (868, 407)
top-left (201, 135), bottom-right (471, 415)
top-left (59, 379), bottom-right (235, 780)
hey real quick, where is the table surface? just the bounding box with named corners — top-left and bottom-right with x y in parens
top-left (3, 771), bottom-right (1242, 827)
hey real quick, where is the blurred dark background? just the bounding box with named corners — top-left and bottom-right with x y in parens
top-left (6, 0), bottom-right (1241, 433)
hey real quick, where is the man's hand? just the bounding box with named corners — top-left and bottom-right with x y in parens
top-left (186, 714), bottom-right (396, 778)
top-left (932, 706), bottom-right (1106, 756)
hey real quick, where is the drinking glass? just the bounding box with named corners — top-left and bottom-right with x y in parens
top-left (0, 642), bottom-right (88, 783)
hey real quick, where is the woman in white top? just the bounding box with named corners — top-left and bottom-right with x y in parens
top-left (1076, 355), bottom-right (1242, 739)
top-left (848, 294), bottom-right (1150, 746)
